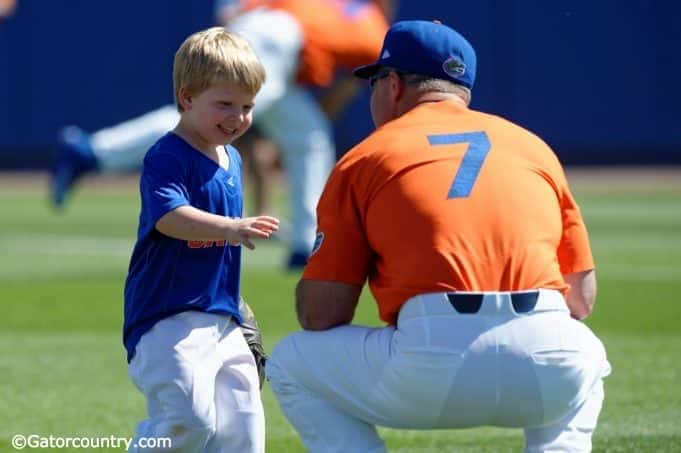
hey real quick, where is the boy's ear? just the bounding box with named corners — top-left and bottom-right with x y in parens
top-left (177, 87), bottom-right (193, 110)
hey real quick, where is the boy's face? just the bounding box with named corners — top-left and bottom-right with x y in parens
top-left (180, 81), bottom-right (256, 147)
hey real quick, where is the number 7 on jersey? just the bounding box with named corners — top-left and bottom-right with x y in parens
top-left (428, 131), bottom-right (491, 198)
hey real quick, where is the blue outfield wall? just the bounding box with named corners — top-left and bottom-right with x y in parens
top-left (1, 0), bottom-right (680, 168)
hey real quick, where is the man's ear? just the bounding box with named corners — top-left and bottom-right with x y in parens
top-left (177, 87), bottom-right (193, 111)
top-left (389, 71), bottom-right (405, 104)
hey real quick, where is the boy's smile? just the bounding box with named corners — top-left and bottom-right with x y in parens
top-left (176, 81), bottom-right (256, 153)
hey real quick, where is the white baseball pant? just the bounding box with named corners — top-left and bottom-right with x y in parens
top-left (91, 105), bottom-right (180, 172)
top-left (267, 289), bottom-right (611, 452)
top-left (128, 311), bottom-right (264, 453)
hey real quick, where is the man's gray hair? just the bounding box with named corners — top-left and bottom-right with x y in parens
top-left (400, 72), bottom-right (472, 105)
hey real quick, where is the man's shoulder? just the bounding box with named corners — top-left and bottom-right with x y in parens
top-left (471, 109), bottom-right (549, 145)
top-left (337, 127), bottom-right (394, 168)
top-left (468, 109), bottom-right (561, 168)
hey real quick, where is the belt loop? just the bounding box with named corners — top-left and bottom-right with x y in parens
top-left (510, 291), bottom-right (539, 314)
top-left (447, 293), bottom-right (483, 313)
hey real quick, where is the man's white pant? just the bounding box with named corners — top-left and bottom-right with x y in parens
top-left (267, 290), bottom-right (611, 452)
top-left (91, 9), bottom-right (333, 254)
top-left (128, 311), bottom-right (264, 453)
top-left (90, 105), bottom-right (180, 172)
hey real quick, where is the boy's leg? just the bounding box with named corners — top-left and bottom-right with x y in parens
top-left (206, 319), bottom-right (265, 453)
top-left (127, 312), bottom-right (231, 452)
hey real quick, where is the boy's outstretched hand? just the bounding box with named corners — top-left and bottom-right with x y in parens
top-left (227, 215), bottom-right (280, 249)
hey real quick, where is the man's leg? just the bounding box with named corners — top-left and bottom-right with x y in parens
top-left (524, 379), bottom-right (606, 453)
top-left (521, 312), bottom-right (611, 452)
top-left (228, 10), bottom-right (317, 266)
top-left (51, 105), bottom-right (179, 208)
top-left (256, 87), bottom-right (335, 265)
top-left (267, 326), bottom-right (394, 453)
top-left (89, 104), bottom-right (179, 172)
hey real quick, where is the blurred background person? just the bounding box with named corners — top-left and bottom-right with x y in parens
top-left (50, 0), bottom-right (394, 270)
top-left (0, 0), bottom-right (16, 18)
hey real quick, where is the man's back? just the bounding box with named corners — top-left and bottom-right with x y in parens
top-left (313, 100), bottom-right (593, 324)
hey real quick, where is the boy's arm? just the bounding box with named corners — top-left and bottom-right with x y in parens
top-left (156, 205), bottom-right (279, 249)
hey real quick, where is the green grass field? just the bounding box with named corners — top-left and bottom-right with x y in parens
top-left (1, 170), bottom-right (680, 452)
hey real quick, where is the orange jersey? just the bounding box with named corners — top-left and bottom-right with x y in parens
top-left (303, 100), bottom-right (595, 325)
top-left (272, 0), bottom-right (388, 87)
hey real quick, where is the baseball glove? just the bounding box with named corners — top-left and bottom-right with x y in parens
top-left (238, 297), bottom-right (267, 389)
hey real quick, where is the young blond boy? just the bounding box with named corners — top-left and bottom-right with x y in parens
top-left (123, 27), bottom-right (279, 452)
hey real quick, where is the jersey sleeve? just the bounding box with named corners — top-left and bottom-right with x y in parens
top-left (302, 159), bottom-right (372, 284)
top-left (555, 168), bottom-right (595, 274)
top-left (138, 150), bottom-right (191, 238)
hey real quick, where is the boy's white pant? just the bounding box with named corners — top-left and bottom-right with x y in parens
top-left (267, 290), bottom-right (611, 453)
top-left (128, 311), bottom-right (264, 453)
top-left (92, 9), bottom-right (333, 254)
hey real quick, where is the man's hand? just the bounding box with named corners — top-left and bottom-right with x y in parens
top-left (564, 269), bottom-right (597, 319)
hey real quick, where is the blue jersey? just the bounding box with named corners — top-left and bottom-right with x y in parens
top-left (123, 132), bottom-right (244, 362)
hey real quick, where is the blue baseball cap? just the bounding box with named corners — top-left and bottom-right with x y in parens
top-left (354, 20), bottom-right (477, 89)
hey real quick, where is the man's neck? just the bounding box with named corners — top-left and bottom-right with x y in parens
top-left (397, 91), bottom-right (467, 118)
top-left (415, 91), bottom-right (466, 107)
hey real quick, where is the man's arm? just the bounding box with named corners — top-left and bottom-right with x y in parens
top-left (563, 269), bottom-right (597, 320)
top-left (295, 279), bottom-right (363, 330)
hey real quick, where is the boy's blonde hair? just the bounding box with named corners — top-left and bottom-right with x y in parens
top-left (173, 27), bottom-right (266, 112)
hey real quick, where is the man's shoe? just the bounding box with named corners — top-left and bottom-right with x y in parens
top-left (51, 126), bottom-right (98, 209)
